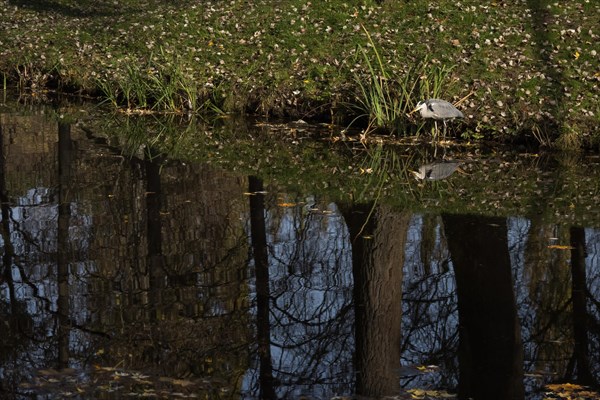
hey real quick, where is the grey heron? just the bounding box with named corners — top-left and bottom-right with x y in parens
top-left (411, 99), bottom-right (464, 138)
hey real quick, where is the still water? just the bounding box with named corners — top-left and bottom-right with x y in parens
top-left (1, 103), bottom-right (600, 399)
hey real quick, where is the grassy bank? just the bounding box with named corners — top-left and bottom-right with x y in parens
top-left (1, 0), bottom-right (599, 147)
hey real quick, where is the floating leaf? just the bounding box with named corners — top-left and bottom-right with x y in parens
top-left (408, 388), bottom-right (456, 399)
top-left (547, 244), bottom-right (574, 250)
top-left (416, 364), bottom-right (440, 372)
top-left (172, 379), bottom-right (195, 387)
top-left (544, 382), bottom-right (600, 399)
top-left (38, 369), bottom-right (59, 376)
top-left (408, 388), bottom-right (426, 398)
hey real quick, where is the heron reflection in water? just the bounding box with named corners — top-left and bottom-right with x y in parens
top-left (412, 160), bottom-right (463, 181)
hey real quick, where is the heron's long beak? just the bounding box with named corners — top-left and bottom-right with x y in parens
top-left (410, 170), bottom-right (424, 179)
top-left (407, 107), bottom-right (419, 116)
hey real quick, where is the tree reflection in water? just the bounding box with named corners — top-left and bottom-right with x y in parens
top-left (1, 112), bottom-right (600, 399)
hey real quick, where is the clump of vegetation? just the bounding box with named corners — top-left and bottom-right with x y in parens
top-left (94, 49), bottom-right (222, 114)
top-left (351, 24), bottom-right (458, 137)
top-left (0, 0), bottom-right (598, 147)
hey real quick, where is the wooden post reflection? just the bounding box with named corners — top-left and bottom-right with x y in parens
top-left (442, 214), bottom-right (524, 400)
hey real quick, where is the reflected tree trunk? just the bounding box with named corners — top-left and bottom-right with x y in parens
top-left (0, 120), bottom-right (18, 327)
top-left (57, 122), bottom-right (74, 368)
top-left (442, 214), bottom-right (524, 400)
top-left (145, 152), bottom-right (164, 319)
top-left (0, 113), bottom-right (13, 396)
top-left (343, 204), bottom-right (409, 398)
top-left (569, 226), bottom-right (597, 385)
top-left (248, 176), bottom-right (276, 400)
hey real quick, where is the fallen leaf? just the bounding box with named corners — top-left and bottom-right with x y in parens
top-left (38, 369), bottom-right (60, 376)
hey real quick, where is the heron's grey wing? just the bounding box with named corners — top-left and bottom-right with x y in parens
top-left (428, 100), bottom-right (463, 119)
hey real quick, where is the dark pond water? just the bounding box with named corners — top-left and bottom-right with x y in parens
top-left (1, 102), bottom-right (600, 400)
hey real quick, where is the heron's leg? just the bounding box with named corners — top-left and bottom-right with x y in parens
top-left (443, 119), bottom-right (448, 140)
top-left (434, 120), bottom-right (439, 141)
